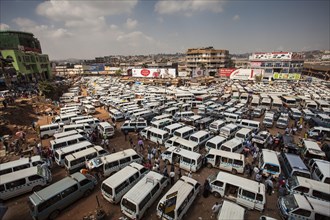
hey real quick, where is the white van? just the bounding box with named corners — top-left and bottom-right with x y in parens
top-left (173, 126), bottom-right (196, 139)
top-left (151, 118), bottom-right (173, 130)
top-left (189, 130), bottom-right (213, 147)
top-left (308, 126), bottom-right (330, 141)
top-left (70, 115), bottom-right (93, 124)
top-left (161, 147), bottom-right (203, 172)
top-left (209, 120), bottom-right (227, 135)
top-left (75, 118), bottom-right (100, 128)
top-left (208, 171), bottom-right (266, 211)
top-left (205, 135), bottom-right (227, 151)
top-left (278, 193), bottom-right (330, 220)
top-left (101, 162), bottom-right (149, 204)
top-left (205, 149), bottom-right (245, 174)
top-left (259, 149), bottom-right (281, 178)
top-left (64, 145), bottom-right (109, 174)
top-left (286, 176), bottom-right (330, 202)
top-left (50, 134), bottom-right (86, 152)
top-left (309, 159), bottom-right (330, 184)
top-left (39, 123), bottom-right (64, 139)
top-left (62, 123), bottom-right (93, 133)
top-left (52, 113), bottom-right (79, 125)
top-left (219, 123), bottom-right (240, 139)
top-left (217, 201), bottom-right (245, 220)
top-left (164, 136), bottom-right (199, 152)
top-left (235, 128), bottom-right (253, 142)
top-left (238, 119), bottom-right (260, 132)
top-left (301, 140), bottom-right (326, 160)
top-left (140, 127), bottom-right (170, 144)
top-left (0, 156), bottom-right (47, 176)
top-left (220, 138), bottom-right (244, 153)
top-left (0, 165), bottom-right (52, 200)
top-left (164, 107), bottom-right (179, 116)
top-left (53, 129), bottom-right (85, 140)
top-left (54, 141), bottom-right (94, 167)
top-left (60, 106), bottom-right (81, 115)
top-left (95, 149), bottom-right (142, 177)
top-left (151, 114), bottom-right (172, 122)
top-left (156, 176), bottom-right (201, 220)
top-left (109, 109), bottom-right (125, 121)
top-left (164, 122), bottom-right (185, 136)
top-left (121, 171), bottom-right (169, 220)
top-left (97, 122), bottom-right (115, 138)
top-left (173, 111), bottom-right (194, 122)
top-left (84, 104), bottom-right (96, 114)
top-left (91, 99), bottom-right (101, 107)
top-left (223, 112), bottom-right (240, 123)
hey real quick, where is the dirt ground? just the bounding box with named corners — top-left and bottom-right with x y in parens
top-left (0, 96), bottom-right (290, 220)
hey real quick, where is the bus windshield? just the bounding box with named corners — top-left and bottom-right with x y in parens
top-left (122, 198), bottom-right (136, 213)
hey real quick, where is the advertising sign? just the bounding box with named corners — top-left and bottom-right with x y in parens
top-left (273, 73), bottom-right (301, 80)
top-left (89, 64), bottom-right (105, 72)
top-left (229, 69), bottom-right (264, 80)
top-left (132, 68), bottom-right (176, 78)
top-left (218, 68), bottom-right (236, 77)
top-left (192, 68), bottom-right (204, 78)
top-left (164, 191), bottom-right (178, 214)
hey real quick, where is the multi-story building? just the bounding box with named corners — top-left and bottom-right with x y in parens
top-left (249, 52), bottom-right (304, 80)
top-left (186, 47), bottom-right (229, 76)
top-left (0, 30), bottom-right (51, 81)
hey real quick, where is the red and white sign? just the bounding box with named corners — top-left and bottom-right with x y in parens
top-left (229, 69), bottom-right (264, 80)
top-left (132, 68), bottom-right (176, 78)
top-left (218, 68), bottom-right (236, 77)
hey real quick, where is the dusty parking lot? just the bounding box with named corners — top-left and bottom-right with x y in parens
top-left (1, 103), bottom-right (289, 220)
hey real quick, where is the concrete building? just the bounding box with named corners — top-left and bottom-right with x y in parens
top-left (249, 52), bottom-right (304, 80)
top-left (186, 47), bottom-right (229, 76)
top-left (0, 30), bottom-right (51, 81)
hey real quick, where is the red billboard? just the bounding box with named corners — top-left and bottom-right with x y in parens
top-left (218, 68), bottom-right (236, 77)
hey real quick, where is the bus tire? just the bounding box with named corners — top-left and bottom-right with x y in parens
top-left (84, 189), bottom-right (92, 197)
top-left (213, 192), bottom-right (221, 198)
top-left (49, 210), bottom-right (60, 220)
top-left (232, 169), bottom-right (237, 175)
top-left (207, 163), bottom-right (212, 168)
top-left (33, 185), bottom-right (43, 192)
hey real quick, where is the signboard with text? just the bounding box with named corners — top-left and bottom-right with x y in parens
top-left (132, 68), bottom-right (176, 78)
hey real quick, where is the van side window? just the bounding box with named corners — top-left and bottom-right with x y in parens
top-left (312, 190), bottom-right (330, 201)
top-left (213, 180), bottom-right (223, 187)
top-left (151, 183), bottom-right (160, 196)
top-left (79, 179), bottom-right (91, 186)
top-left (315, 213), bottom-right (329, 220)
top-left (242, 190), bottom-right (255, 200)
top-left (292, 209), bottom-right (311, 217)
top-left (28, 175), bottom-right (43, 181)
top-left (6, 178), bottom-right (26, 189)
top-left (222, 157), bottom-right (233, 163)
top-left (182, 157), bottom-right (191, 164)
top-left (132, 155), bottom-right (141, 160)
top-left (13, 164), bottom-right (30, 171)
top-left (129, 173), bottom-right (139, 183)
top-left (160, 177), bottom-right (167, 184)
top-left (140, 168), bottom-right (148, 174)
top-left (86, 152), bottom-right (97, 160)
top-left (0, 185), bottom-right (5, 192)
top-left (119, 157), bottom-right (130, 165)
top-left (325, 177), bottom-right (330, 184)
top-left (32, 161), bottom-right (43, 166)
top-left (105, 161), bottom-right (119, 169)
top-left (0, 169), bottom-right (11, 175)
top-left (139, 193), bottom-right (151, 210)
top-left (115, 180), bottom-right (130, 194)
top-left (295, 186), bottom-right (309, 193)
top-left (234, 159), bottom-right (243, 166)
top-left (38, 194), bottom-right (61, 212)
top-left (61, 184), bottom-right (78, 198)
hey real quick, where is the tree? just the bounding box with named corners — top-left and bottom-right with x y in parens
top-left (38, 81), bottom-right (56, 99)
top-left (115, 69), bottom-right (123, 76)
top-left (255, 74), bottom-right (262, 83)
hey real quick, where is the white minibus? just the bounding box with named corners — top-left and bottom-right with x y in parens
top-left (151, 118), bottom-right (173, 130)
top-left (101, 162), bottom-right (149, 204)
top-left (64, 145), bottom-right (109, 174)
top-left (52, 113), bottom-right (79, 125)
top-left (223, 112), bottom-right (240, 123)
top-left (164, 123), bottom-right (185, 136)
top-left (238, 119), bottom-right (260, 132)
top-left (164, 107), bottom-right (179, 116)
top-left (151, 114), bottom-right (172, 122)
top-left (0, 156), bottom-right (47, 176)
top-left (156, 176), bottom-right (201, 220)
top-left (84, 104), bottom-right (96, 114)
top-left (28, 172), bottom-right (96, 220)
top-left (39, 123), bottom-right (64, 139)
top-left (50, 134), bottom-right (86, 152)
top-left (173, 111), bottom-right (194, 122)
top-left (164, 136), bottom-right (199, 152)
top-left (96, 149), bottom-right (142, 177)
top-left (235, 128), bottom-right (253, 142)
top-left (75, 118), bottom-right (100, 128)
top-left (259, 149), bottom-right (281, 178)
top-left (121, 171), bottom-right (169, 220)
top-left (54, 141), bottom-right (94, 167)
top-left (161, 147), bottom-right (203, 172)
top-left (70, 115), bottom-right (93, 124)
top-left (309, 159), bottom-right (330, 184)
top-left (97, 122), bottom-right (115, 138)
top-left (63, 123), bottom-right (93, 133)
top-left (0, 165), bottom-right (52, 200)
top-left (286, 176), bottom-right (330, 202)
top-left (53, 129), bottom-right (85, 140)
top-left (205, 135), bottom-right (227, 151)
top-left (301, 140), bottom-right (326, 160)
top-left (205, 149), bottom-right (245, 174)
top-left (109, 109), bottom-right (125, 121)
top-left (60, 106), bottom-right (81, 115)
top-left (278, 193), bottom-right (330, 220)
top-left (208, 171), bottom-right (266, 211)
top-left (140, 127), bottom-right (170, 144)
top-left (91, 99), bottom-right (101, 107)
top-left (173, 126), bottom-right (196, 139)
top-left (220, 138), bottom-right (244, 153)
top-left (219, 123), bottom-right (239, 139)
top-left (217, 201), bottom-right (245, 220)
top-left (281, 96), bottom-right (297, 108)
top-left (189, 130), bottom-right (213, 147)
top-left (209, 120), bottom-right (226, 135)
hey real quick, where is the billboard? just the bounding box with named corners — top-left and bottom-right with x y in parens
top-left (88, 64), bottom-right (105, 72)
top-left (218, 68), bottom-right (236, 77)
top-left (273, 73), bottom-right (301, 80)
top-left (132, 68), bottom-right (176, 78)
top-left (192, 68), bottom-right (204, 77)
top-left (229, 69), bottom-right (264, 80)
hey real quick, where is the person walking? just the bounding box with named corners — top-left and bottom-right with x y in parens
top-left (129, 136), bottom-right (133, 148)
top-left (170, 169), bottom-right (175, 185)
top-left (163, 166), bottom-right (169, 177)
top-left (265, 177), bottom-right (274, 196)
top-left (203, 179), bottom-right (211, 198)
top-left (177, 168), bottom-right (182, 180)
top-left (211, 201), bottom-right (222, 219)
top-left (124, 129), bottom-right (128, 141)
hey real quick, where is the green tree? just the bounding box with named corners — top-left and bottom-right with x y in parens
top-left (255, 74), bottom-right (262, 83)
top-left (38, 81), bottom-right (56, 99)
top-left (115, 69), bottom-right (123, 76)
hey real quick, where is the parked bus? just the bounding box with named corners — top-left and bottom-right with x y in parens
top-left (39, 123), bottom-right (64, 139)
top-left (50, 134), bottom-right (86, 152)
top-left (28, 172), bottom-right (96, 220)
top-left (121, 171), bottom-right (169, 220)
top-left (0, 165), bottom-right (52, 200)
top-left (208, 171), bottom-right (266, 211)
top-left (0, 156), bottom-right (47, 175)
top-left (156, 176), bottom-right (201, 220)
top-left (164, 136), bottom-right (199, 152)
top-left (205, 149), bottom-right (245, 174)
top-left (308, 159), bottom-right (330, 184)
top-left (101, 162), bottom-right (149, 204)
top-left (217, 201), bottom-right (245, 220)
top-left (259, 149), bottom-right (281, 178)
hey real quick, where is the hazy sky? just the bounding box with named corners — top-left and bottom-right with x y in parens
top-left (1, 0), bottom-right (329, 60)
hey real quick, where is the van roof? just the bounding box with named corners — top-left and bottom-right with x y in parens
top-left (284, 153), bottom-right (309, 171)
top-left (261, 149), bottom-right (280, 166)
top-left (293, 194), bottom-right (330, 215)
top-left (55, 141), bottom-right (93, 154)
top-left (222, 123), bottom-right (238, 130)
top-left (236, 128), bottom-right (252, 135)
top-left (123, 171), bottom-right (164, 204)
top-left (206, 135), bottom-right (227, 144)
top-left (310, 159), bottom-right (330, 173)
top-left (303, 140), bottom-right (325, 157)
top-left (207, 149), bottom-right (245, 161)
top-left (63, 123), bottom-right (90, 129)
top-left (0, 156), bottom-right (43, 171)
top-left (98, 122), bottom-right (112, 128)
top-left (164, 123), bottom-right (185, 130)
top-left (190, 130), bottom-right (210, 138)
top-left (294, 176), bottom-right (330, 194)
top-left (218, 201), bottom-right (245, 220)
top-left (0, 166), bottom-right (40, 184)
top-left (169, 136), bottom-right (198, 148)
top-left (166, 147), bottom-right (201, 160)
top-left (30, 172), bottom-right (86, 203)
top-left (65, 146), bottom-right (103, 162)
top-left (102, 162), bottom-right (144, 188)
top-left (222, 138), bottom-right (242, 148)
top-left (158, 176), bottom-right (198, 210)
top-left (174, 126), bottom-right (195, 133)
top-left (210, 120), bottom-right (226, 126)
top-left (50, 134), bottom-right (84, 145)
top-left (100, 149), bottom-right (138, 164)
top-left (40, 123), bottom-right (64, 129)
